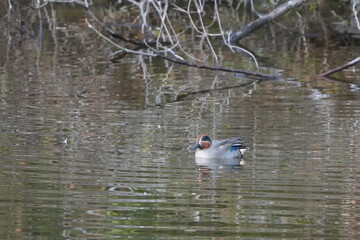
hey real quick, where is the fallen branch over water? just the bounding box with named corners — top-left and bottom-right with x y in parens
top-left (34, 0), bottom-right (279, 79)
top-left (230, 0), bottom-right (307, 43)
top-left (317, 56), bottom-right (360, 77)
top-left (85, 18), bottom-right (278, 80)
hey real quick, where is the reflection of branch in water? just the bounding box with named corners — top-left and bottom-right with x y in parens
top-left (159, 55), bottom-right (278, 79)
top-left (175, 79), bottom-right (261, 102)
top-left (139, 54), bottom-right (179, 106)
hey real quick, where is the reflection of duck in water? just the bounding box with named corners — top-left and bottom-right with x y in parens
top-left (190, 133), bottom-right (247, 159)
top-left (195, 157), bottom-right (246, 170)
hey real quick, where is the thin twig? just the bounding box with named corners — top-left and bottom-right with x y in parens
top-left (73, 1), bottom-right (278, 80)
top-left (85, 18), bottom-right (157, 57)
top-left (162, 7), bottom-right (201, 62)
top-left (213, 1), bottom-right (259, 68)
top-left (194, 0), bottom-right (218, 63)
top-left (86, 18), bottom-right (277, 79)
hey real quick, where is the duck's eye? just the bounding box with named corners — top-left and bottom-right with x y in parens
top-left (201, 136), bottom-right (212, 143)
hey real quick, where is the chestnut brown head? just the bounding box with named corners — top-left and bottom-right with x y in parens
top-left (190, 133), bottom-right (212, 150)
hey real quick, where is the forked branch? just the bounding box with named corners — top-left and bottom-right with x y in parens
top-left (85, 19), bottom-right (278, 79)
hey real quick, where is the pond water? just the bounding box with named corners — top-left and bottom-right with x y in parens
top-left (1, 2), bottom-right (360, 239)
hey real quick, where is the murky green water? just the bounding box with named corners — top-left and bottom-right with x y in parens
top-left (1, 2), bottom-right (360, 239)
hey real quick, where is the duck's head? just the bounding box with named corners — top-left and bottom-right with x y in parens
top-left (190, 133), bottom-right (212, 150)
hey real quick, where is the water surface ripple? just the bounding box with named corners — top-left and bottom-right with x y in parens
top-left (1, 15), bottom-right (360, 239)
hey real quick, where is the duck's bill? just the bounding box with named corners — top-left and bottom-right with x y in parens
top-left (190, 143), bottom-right (201, 150)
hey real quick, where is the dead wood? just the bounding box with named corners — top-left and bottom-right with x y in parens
top-left (230, 0), bottom-right (307, 44)
top-left (34, 0), bottom-right (280, 79)
top-left (317, 56), bottom-right (360, 77)
top-left (85, 11), bottom-right (278, 79)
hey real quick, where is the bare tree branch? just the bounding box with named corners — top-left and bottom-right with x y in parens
top-left (317, 56), bottom-right (360, 77)
top-left (230, 0), bottom-right (307, 44)
top-left (32, 1), bottom-right (279, 79)
top-left (85, 17), bottom-right (277, 79)
top-left (213, 1), bottom-right (259, 68)
top-left (85, 18), bottom-right (156, 57)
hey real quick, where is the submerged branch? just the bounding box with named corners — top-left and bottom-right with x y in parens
top-left (230, 0), bottom-right (307, 44)
top-left (317, 56), bottom-right (360, 77)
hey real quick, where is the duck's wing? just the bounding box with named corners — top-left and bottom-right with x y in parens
top-left (213, 138), bottom-right (246, 150)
